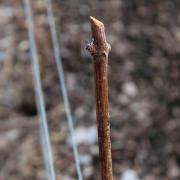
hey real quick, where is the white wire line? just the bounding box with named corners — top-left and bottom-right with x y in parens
top-left (23, 0), bottom-right (56, 180)
top-left (44, 0), bottom-right (83, 179)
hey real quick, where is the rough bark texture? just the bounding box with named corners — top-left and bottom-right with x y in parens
top-left (86, 16), bottom-right (113, 180)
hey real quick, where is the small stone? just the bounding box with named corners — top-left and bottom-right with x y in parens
top-left (79, 154), bottom-right (92, 165)
top-left (83, 166), bottom-right (93, 178)
top-left (120, 169), bottom-right (140, 180)
top-left (122, 81), bottom-right (138, 97)
top-left (69, 126), bottom-right (97, 145)
top-left (18, 40), bottom-right (29, 52)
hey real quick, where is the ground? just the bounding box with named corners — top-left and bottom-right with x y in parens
top-left (0, 0), bottom-right (180, 179)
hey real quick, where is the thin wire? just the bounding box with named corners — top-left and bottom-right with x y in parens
top-left (23, 0), bottom-right (56, 180)
top-left (44, 0), bottom-right (83, 179)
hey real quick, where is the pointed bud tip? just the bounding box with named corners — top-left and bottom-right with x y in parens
top-left (89, 16), bottom-right (104, 27)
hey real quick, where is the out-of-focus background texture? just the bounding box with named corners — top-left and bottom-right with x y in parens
top-left (0, 0), bottom-right (180, 179)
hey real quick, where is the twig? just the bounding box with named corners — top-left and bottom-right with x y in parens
top-left (86, 16), bottom-right (113, 180)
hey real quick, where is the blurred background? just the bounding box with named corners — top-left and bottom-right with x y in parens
top-left (0, 0), bottom-right (180, 179)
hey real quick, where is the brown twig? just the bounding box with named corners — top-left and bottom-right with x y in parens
top-left (86, 16), bottom-right (113, 180)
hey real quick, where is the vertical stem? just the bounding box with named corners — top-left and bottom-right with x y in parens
top-left (86, 16), bottom-right (113, 180)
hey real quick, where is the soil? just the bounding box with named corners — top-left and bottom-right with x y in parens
top-left (0, 0), bottom-right (180, 179)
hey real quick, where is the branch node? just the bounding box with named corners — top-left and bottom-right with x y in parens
top-left (85, 16), bottom-right (111, 58)
top-left (85, 39), bottom-right (111, 58)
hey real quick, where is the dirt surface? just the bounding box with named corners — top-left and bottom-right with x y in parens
top-left (0, 0), bottom-right (180, 179)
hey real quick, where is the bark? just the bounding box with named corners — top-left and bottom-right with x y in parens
top-left (86, 16), bottom-right (113, 180)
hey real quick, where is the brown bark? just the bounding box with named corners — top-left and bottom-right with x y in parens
top-left (86, 16), bottom-right (113, 180)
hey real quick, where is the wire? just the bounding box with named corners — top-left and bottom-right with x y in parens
top-left (44, 0), bottom-right (83, 179)
top-left (23, 0), bottom-right (56, 179)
